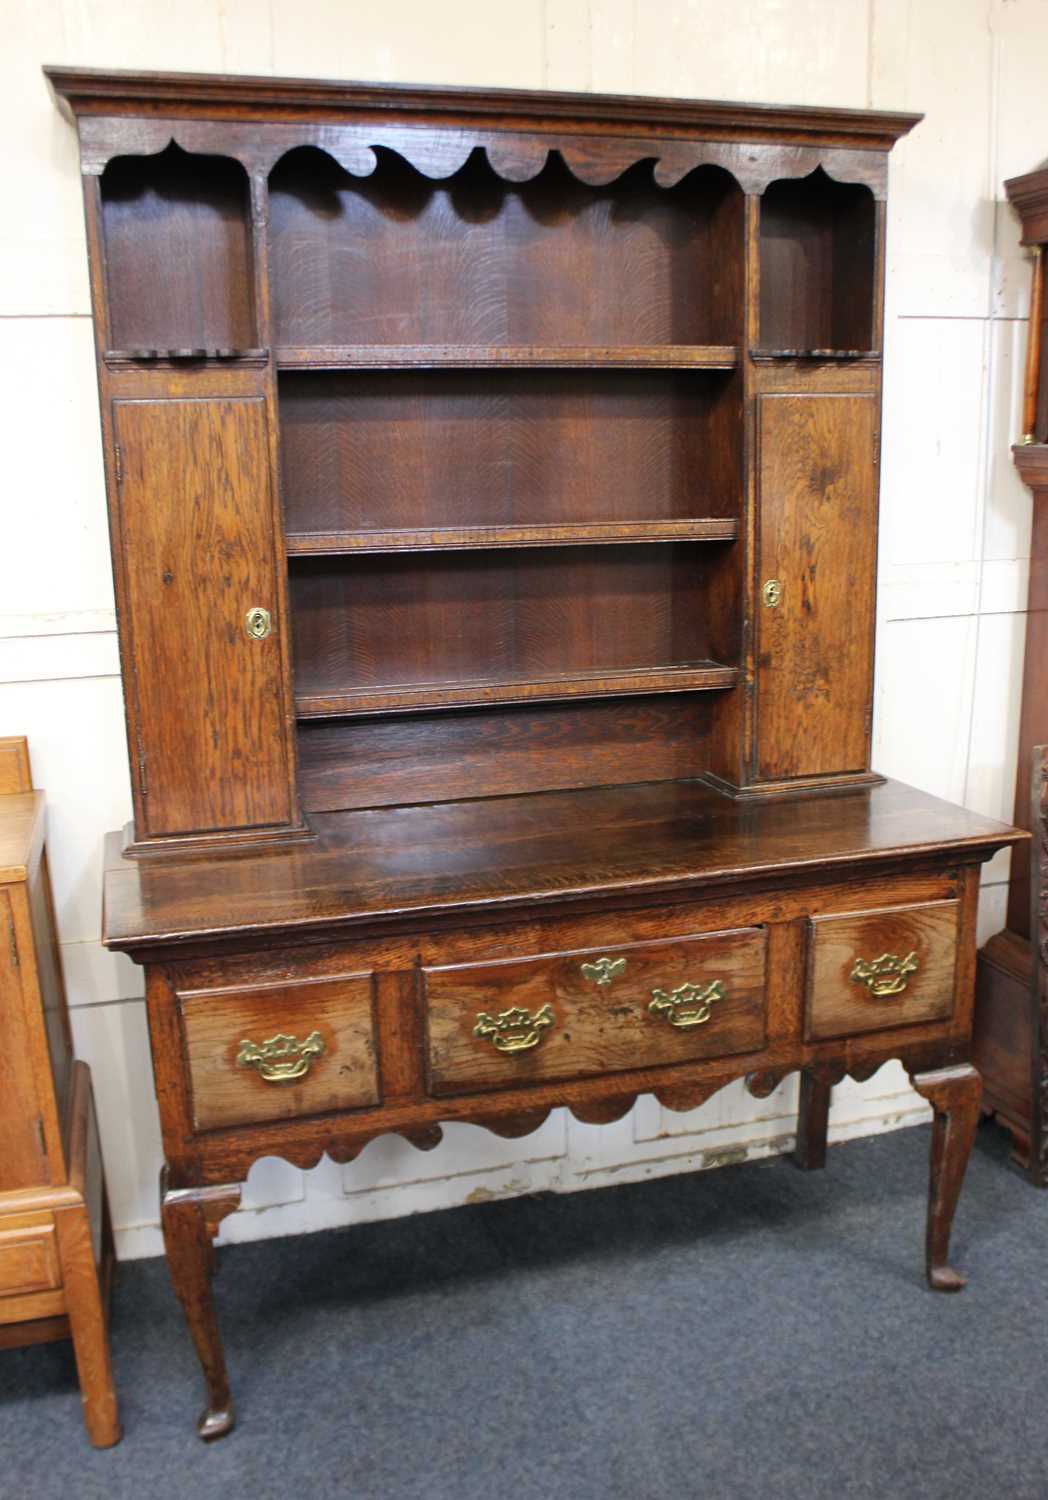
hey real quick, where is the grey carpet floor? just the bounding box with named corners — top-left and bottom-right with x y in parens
top-left (3, 1119), bottom-right (1047, 1500)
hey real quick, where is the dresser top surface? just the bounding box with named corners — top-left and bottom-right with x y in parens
top-left (102, 778), bottom-right (1022, 955)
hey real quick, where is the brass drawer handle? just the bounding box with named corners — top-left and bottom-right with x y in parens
top-left (236, 1029), bottom-right (325, 1082)
top-left (473, 1004), bottom-right (555, 1054)
top-left (648, 979), bottom-right (725, 1029)
top-left (580, 956), bottom-right (626, 987)
top-left (850, 952), bottom-right (919, 997)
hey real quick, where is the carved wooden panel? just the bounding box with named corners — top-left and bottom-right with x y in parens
top-left (179, 973), bottom-right (379, 1131)
top-left (756, 393), bottom-right (877, 780)
top-left (113, 398), bottom-right (292, 837)
top-left (425, 927), bottom-right (767, 1096)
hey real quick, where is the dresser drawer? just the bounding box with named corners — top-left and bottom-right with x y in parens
top-left (179, 973), bottom-right (380, 1130)
top-left (0, 1213), bottom-right (61, 1299)
top-left (425, 927), bottom-right (767, 1096)
top-left (806, 900), bottom-right (960, 1042)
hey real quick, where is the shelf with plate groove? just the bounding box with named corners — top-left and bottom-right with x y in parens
top-left (295, 662), bottom-right (740, 718)
top-left (284, 519), bottom-right (739, 555)
top-left (275, 344), bottom-right (740, 371)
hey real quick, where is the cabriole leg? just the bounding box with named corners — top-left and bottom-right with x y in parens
top-left (793, 1069), bottom-right (832, 1170)
top-left (908, 1063), bottom-right (982, 1292)
top-left (160, 1169), bottom-right (241, 1440)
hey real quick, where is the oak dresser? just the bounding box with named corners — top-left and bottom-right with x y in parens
top-left (45, 65), bottom-right (1023, 1439)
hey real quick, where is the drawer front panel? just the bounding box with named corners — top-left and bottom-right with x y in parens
top-left (425, 927), bottom-right (767, 1096)
top-left (0, 1213), bottom-right (61, 1299)
top-left (806, 900), bottom-right (959, 1042)
top-left (180, 973), bottom-right (380, 1131)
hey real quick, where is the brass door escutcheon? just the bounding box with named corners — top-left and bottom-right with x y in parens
top-left (236, 1029), bottom-right (325, 1082)
top-left (850, 952), bottom-right (919, 997)
top-left (762, 579), bottom-right (783, 608)
top-left (473, 1003), bottom-right (555, 1054)
top-left (580, 955), bottom-right (627, 987)
top-left (245, 606), bottom-right (272, 640)
top-left (648, 979), bottom-right (725, 1029)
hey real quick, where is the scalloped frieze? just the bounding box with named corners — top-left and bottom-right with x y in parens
top-left (569, 1094), bottom-right (639, 1126)
top-left (78, 115), bottom-right (888, 198)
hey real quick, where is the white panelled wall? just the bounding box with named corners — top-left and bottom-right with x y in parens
top-left (2, 0), bottom-right (1045, 1259)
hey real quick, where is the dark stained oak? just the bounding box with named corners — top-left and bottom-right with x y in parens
top-left (46, 68), bottom-right (1018, 1440)
top-left (269, 148), bottom-right (743, 350)
top-left (102, 778), bottom-right (1018, 954)
top-left (100, 144), bottom-right (255, 354)
top-left (756, 392), bottom-right (878, 781)
top-left (296, 696), bottom-right (714, 812)
top-left (113, 397), bottom-right (295, 840)
top-left (284, 519), bottom-right (739, 554)
top-left (278, 369), bottom-right (740, 537)
top-left (805, 900), bottom-right (960, 1041)
top-left (275, 345), bottom-right (741, 369)
top-left (758, 170), bottom-right (876, 352)
top-left (908, 1064), bottom-right (983, 1291)
top-left (973, 153), bottom-right (1048, 1178)
top-left (425, 926), bottom-right (768, 1095)
top-left (288, 544), bottom-right (732, 714)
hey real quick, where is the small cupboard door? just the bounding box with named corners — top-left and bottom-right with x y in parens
top-left (756, 393), bottom-right (878, 782)
top-left (113, 398), bottom-right (293, 837)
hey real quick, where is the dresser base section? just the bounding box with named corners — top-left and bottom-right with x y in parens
top-left (155, 1047), bottom-right (982, 1443)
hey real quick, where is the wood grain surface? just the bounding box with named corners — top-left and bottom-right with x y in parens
top-left (103, 778), bottom-right (1019, 954)
top-left (758, 173), bottom-right (875, 351)
top-left (0, 1213), bottom-right (60, 1297)
top-left (806, 900), bottom-right (959, 1041)
top-left (114, 397), bottom-right (292, 836)
top-left (296, 696), bottom-right (712, 812)
top-left (426, 926), bottom-right (767, 1094)
top-left (289, 545), bottom-right (723, 704)
top-left (101, 144), bottom-right (255, 353)
top-left (278, 369), bottom-right (738, 535)
top-left (756, 393), bottom-right (877, 780)
top-left (0, 888), bottom-right (51, 1191)
top-left (269, 149), bottom-right (742, 349)
top-left (179, 973), bottom-right (379, 1130)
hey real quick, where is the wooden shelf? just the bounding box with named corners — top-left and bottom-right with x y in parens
top-left (295, 662), bottom-right (739, 718)
top-left (285, 519), bottom-right (740, 555)
top-left (275, 344), bottom-right (740, 371)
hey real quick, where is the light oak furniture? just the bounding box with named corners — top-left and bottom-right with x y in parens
top-left (46, 66), bottom-right (1023, 1440)
top-left (974, 165), bottom-right (1048, 1181)
top-left (0, 737), bottom-right (120, 1447)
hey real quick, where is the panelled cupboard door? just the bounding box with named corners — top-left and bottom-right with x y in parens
top-left (0, 890), bottom-right (50, 1191)
top-left (756, 393), bottom-right (877, 781)
top-left (113, 398), bottom-right (292, 837)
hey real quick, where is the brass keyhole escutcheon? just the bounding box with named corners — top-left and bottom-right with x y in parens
top-left (762, 579), bottom-right (783, 608)
top-left (245, 606), bottom-right (272, 640)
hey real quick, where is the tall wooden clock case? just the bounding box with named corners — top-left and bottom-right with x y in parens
top-left (974, 162), bottom-right (1048, 1180)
